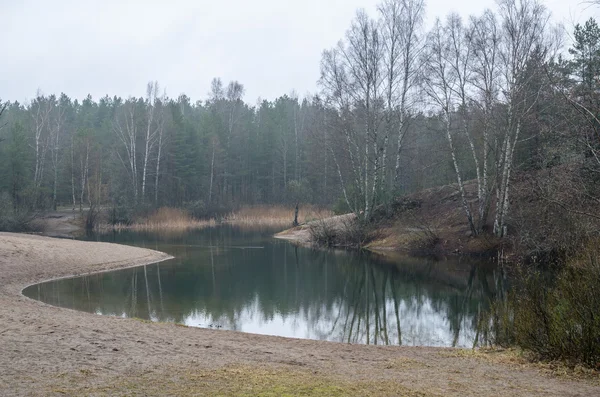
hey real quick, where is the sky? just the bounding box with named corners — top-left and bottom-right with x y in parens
top-left (1, 0), bottom-right (597, 104)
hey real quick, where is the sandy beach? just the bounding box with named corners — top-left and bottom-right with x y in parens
top-left (0, 232), bottom-right (598, 396)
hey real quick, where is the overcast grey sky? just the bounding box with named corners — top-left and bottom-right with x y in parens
top-left (1, 0), bottom-right (596, 104)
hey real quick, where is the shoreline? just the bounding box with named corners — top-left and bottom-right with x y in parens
top-left (0, 232), bottom-right (597, 396)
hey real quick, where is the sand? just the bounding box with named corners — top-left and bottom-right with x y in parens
top-left (0, 232), bottom-right (598, 396)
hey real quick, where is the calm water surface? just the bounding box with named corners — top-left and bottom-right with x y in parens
top-left (23, 226), bottom-right (505, 347)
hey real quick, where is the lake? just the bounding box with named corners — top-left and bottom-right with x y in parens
top-left (23, 226), bottom-right (504, 347)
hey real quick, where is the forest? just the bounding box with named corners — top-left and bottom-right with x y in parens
top-left (0, 0), bottom-right (598, 241)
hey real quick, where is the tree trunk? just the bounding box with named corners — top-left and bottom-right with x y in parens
top-left (444, 111), bottom-right (477, 236)
top-left (71, 136), bottom-right (76, 210)
top-left (79, 139), bottom-right (89, 212)
top-left (208, 141), bottom-right (215, 204)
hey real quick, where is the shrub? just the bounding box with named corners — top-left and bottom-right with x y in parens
top-left (0, 192), bottom-right (40, 232)
top-left (84, 205), bottom-right (101, 231)
top-left (184, 200), bottom-right (207, 219)
top-left (108, 205), bottom-right (135, 226)
top-left (285, 180), bottom-right (313, 205)
top-left (308, 219), bottom-right (338, 247)
top-left (308, 216), bottom-right (372, 249)
top-left (480, 242), bottom-right (600, 368)
top-left (332, 197), bottom-right (352, 216)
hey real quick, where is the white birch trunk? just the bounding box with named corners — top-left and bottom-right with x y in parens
top-left (114, 102), bottom-right (138, 203)
top-left (142, 82), bottom-right (158, 201)
top-left (445, 111), bottom-right (476, 235)
top-left (71, 135), bottom-right (76, 210)
top-left (208, 140), bottom-right (216, 204)
top-left (79, 139), bottom-right (89, 212)
top-left (154, 119), bottom-right (164, 205)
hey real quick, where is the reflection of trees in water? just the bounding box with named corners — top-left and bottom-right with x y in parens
top-left (473, 260), bottom-right (509, 347)
top-left (28, 232), bottom-right (502, 347)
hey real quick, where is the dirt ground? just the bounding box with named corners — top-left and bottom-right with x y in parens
top-left (0, 233), bottom-right (599, 396)
top-left (28, 208), bottom-right (84, 239)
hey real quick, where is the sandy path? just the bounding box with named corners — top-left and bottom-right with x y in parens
top-left (0, 233), bottom-right (598, 396)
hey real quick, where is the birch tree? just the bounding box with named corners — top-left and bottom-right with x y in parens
top-left (142, 81), bottom-right (159, 201)
top-left (0, 101), bottom-right (7, 138)
top-left (223, 81), bottom-right (244, 201)
top-left (422, 16), bottom-right (477, 235)
top-left (378, 0), bottom-right (425, 191)
top-left (467, 10), bottom-right (500, 231)
top-left (114, 99), bottom-right (139, 202)
top-left (154, 92), bottom-right (168, 205)
top-left (77, 130), bottom-right (90, 211)
top-left (50, 94), bottom-right (69, 210)
top-left (30, 93), bottom-right (52, 192)
top-left (320, 9), bottom-right (385, 220)
top-left (493, 0), bottom-right (553, 237)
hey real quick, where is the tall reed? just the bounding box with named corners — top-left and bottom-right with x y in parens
top-left (105, 205), bottom-right (332, 232)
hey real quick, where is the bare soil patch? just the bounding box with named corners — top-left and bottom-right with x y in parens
top-left (0, 232), bottom-right (598, 396)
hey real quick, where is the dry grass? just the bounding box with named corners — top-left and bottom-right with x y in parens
top-left (109, 207), bottom-right (217, 232)
top-left (440, 348), bottom-right (600, 384)
top-left (224, 205), bottom-right (332, 227)
top-left (105, 205), bottom-right (333, 232)
top-left (49, 364), bottom-right (433, 397)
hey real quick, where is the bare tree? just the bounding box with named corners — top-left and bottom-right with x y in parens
top-left (222, 80), bottom-right (245, 200)
top-left (30, 92), bottom-right (53, 192)
top-left (114, 99), bottom-right (139, 202)
top-left (78, 132), bottom-right (90, 211)
top-left (50, 94), bottom-right (68, 210)
top-left (208, 136), bottom-right (218, 204)
top-left (0, 101), bottom-right (7, 141)
top-left (142, 81), bottom-right (159, 201)
top-left (378, 0), bottom-right (425, 190)
top-left (467, 10), bottom-right (501, 231)
top-left (422, 16), bottom-right (477, 235)
top-left (493, 0), bottom-right (553, 237)
top-left (209, 77), bottom-right (224, 102)
top-left (421, 1), bottom-right (556, 238)
top-left (320, 49), bottom-right (356, 212)
top-left (290, 91), bottom-right (304, 182)
top-left (320, 9), bottom-right (385, 220)
top-left (154, 90), bottom-right (168, 205)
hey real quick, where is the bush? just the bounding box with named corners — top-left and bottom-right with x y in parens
top-left (0, 192), bottom-right (40, 232)
top-left (480, 243), bottom-right (600, 368)
top-left (308, 216), bottom-right (372, 249)
top-left (285, 180), bottom-right (313, 205)
top-left (84, 205), bottom-right (101, 231)
top-left (184, 200), bottom-right (206, 219)
top-left (332, 197), bottom-right (352, 216)
top-left (108, 205), bottom-right (135, 225)
top-left (308, 219), bottom-right (338, 247)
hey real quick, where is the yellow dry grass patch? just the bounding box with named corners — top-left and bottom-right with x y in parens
top-left (224, 205), bottom-right (332, 227)
top-left (112, 207), bottom-right (217, 231)
top-left (441, 348), bottom-right (600, 384)
top-left (50, 364), bottom-right (435, 397)
top-left (108, 205), bottom-right (332, 232)
top-left (383, 356), bottom-right (432, 370)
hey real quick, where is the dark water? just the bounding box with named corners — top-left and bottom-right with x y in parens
top-left (23, 226), bottom-right (505, 347)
